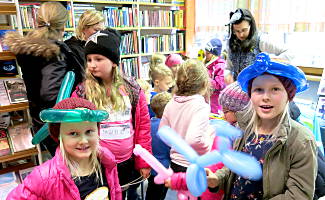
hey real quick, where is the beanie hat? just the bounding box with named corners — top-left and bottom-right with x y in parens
top-left (85, 28), bottom-right (121, 65)
top-left (219, 82), bottom-right (250, 112)
top-left (48, 97), bottom-right (97, 143)
top-left (165, 54), bottom-right (183, 68)
top-left (247, 74), bottom-right (297, 101)
top-left (205, 38), bottom-right (222, 56)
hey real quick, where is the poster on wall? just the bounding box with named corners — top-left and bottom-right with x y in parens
top-left (316, 97), bottom-right (325, 121)
top-left (317, 69), bottom-right (325, 96)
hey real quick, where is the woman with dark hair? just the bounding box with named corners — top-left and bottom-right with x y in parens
top-left (225, 8), bottom-right (293, 83)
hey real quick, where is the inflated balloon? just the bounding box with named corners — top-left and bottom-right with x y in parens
top-left (40, 109), bottom-right (109, 123)
top-left (133, 144), bottom-right (173, 184)
top-left (32, 71), bottom-right (75, 144)
top-left (158, 121), bottom-right (263, 197)
top-left (238, 52), bottom-right (308, 93)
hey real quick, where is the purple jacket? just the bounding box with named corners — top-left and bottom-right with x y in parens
top-left (7, 147), bottom-right (122, 200)
top-left (206, 57), bottom-right (226, 114)
top-left (71, 76), bottom-right (152, 170)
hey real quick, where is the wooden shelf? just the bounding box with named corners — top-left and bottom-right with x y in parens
top-left (139, 2), bottom-right (184, 7)
top-left (121, 53), bottom-right (140, 58)
top-left (141, 50), bottom-right (184, 56)
top-left (305, 74), bottom-right (321, 82)
top-left (297, 66), bottom-right (323, 76)
top-left (113, 27), bottom-right (138, 31)
top-left (22, 27), bottom-right (75, 32)
top-left (0, 51), bottom-right (15, 60)
top-left (140, 26), bottom-right (185, 30)
top-left (0, 3), bottom-right (16, 15)
top-left (73, 0), bottom-right (136, 5)
top-left (0, 161), bottom-right (35, 175)
top-left (0, 148), bottom-right (38, 163)
top-left (0, 102), bottom-right (29, 113)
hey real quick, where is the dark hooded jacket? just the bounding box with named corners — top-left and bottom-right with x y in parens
top-left (4, 32), bottom-right (84, 131)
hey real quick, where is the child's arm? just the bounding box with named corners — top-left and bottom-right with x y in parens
top-left (210, 62), bottom-right (225, 91)
top-left (164, 172), bottom-right (188, 191)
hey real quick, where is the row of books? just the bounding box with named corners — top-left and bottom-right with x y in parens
top-left (141, 32), bottom-right (184, 53)
top-left (140, 0), bottom-right (184, 4)
top-left (0, 78), bottom-right (28, 106)
top-left (120, 31), bottom-right (139, 55)
top-left (0, 123), bottom-right (35, 157)
top-left (140, 10), bottom-right (184, 28)
top-left (19, 3), bottom-right (73, 29)
top-left (0, 169), bottom-right (34, 199)
top-left (120, 57), bottom-right (140, 78)
top-left (102, 6), bottom-right (139, 28)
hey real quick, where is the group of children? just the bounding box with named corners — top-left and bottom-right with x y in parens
top-left (5, 2), bottom-right (318, 200)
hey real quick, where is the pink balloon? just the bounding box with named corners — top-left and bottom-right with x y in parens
top-left (133, 144), bottom-right (173, 184)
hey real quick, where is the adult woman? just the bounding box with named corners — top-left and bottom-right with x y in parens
top-left (65, 10), bottom-right (105, 75)
top-left (225, 8), bottom-right (293, 83)
top-left (4, 2), bottom-right (82, 156)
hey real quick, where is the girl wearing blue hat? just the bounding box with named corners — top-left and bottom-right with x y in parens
top-left (206, 53), bottom-right (317, 200)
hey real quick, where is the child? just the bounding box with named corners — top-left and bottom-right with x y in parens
top-left (136, 79), bottom-right (152, 105)
top-left (206, 53), bottom-right (317, 199)
top-left (145, 92), bottom-right (172, 200)
top-left (148, 60), bottom-right (173, 118)
top-left (204, 38), bottom-right (226, 114)
top-left (72, 28), bottom-right (151, 200)
top-left (7, 97), bottom-right (122, 200)
top-left (160, 59), bottom-right (215, 172)
top-left (218, 81), bottom-right (250, 126)
top-left (165, 53), bottom-right (184, 78)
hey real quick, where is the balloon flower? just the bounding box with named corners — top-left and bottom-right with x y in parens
top-left (32, 71), bottom-right (75, 144)
top-left (156, 119), bottom-right (262, 198)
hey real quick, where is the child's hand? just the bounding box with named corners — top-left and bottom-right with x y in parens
top-left (164, 178), bottom-right (171, 188)
top-left (205, 168), bottom-right (219, 188)
top-left (140, 168), bottom-right (151, 179)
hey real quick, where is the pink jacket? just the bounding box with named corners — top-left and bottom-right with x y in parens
top-left (71, 76), bottom-right (152, 170)
top-left (206, 57), bottom-right (226, 114)
top-left (160, 95), bottom-right (214, 167)
top-left (7, 147), bottom-right (122, 200)
top-left (170, 137), bottom-right (224, 200)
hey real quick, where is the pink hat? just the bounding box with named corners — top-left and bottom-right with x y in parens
top-left (165, 54), bottom-right (183, 68)
top-left (219, 82), bottom-right (250, 112)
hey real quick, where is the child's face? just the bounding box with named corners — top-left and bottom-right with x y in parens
top-left (60, 121), bottom-right (98, 162)
top-left (155, 76), bottom-right (173, 92)
top-left (87, 54), bottom-right (115, 81)
top-left (223, 110), bottom-right (237, 125)
top-left (205, 51), bottom-right (213, 62)
top-left (250, 74), bottom-right (288, 123)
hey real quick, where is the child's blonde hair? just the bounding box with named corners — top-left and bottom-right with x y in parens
top-left (28, 2), bottom-right (68, 41)
top-left (176, 59), bottom-right (210, 96)
top-left (59, 131), bottom-right (104, 184)
top-left (149, 63), bottom-right (173, 83)
top-left (151, 92), bottom-right (172, 118)
top-left (85, 66), bottom-right (127, 111)
top-left (136, 79), bottom-right (151, 93)
top-left (76, 10), bottom-right (105, 40)
top-left (150, 53), bottom-right (166, 66)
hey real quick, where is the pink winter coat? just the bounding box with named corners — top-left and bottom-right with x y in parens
top-left (71, 76), bottom-right (152, 170)
top-left (7, 147), bottom-right (122, 200)
top-left (206, 57), bottom-right (226, 114)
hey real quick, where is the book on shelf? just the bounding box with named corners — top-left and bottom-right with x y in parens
top-left (19, 167), bottom-right (34, 182)
top-left (0, 80), bottom-right (10, 106)
top-left (0, 172), bottom-right (19, 199)
top-left (0, 59), bottom-right (19, 77)
top-left (0, 128), bottom-right (11, 157)
top-left (4, 78), bottom-right (28, 104)
top-left (7, 123), bottom-right (34, 153)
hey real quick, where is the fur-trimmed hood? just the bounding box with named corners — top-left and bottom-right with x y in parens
top-left (4, 31), bottom-right (60, 59)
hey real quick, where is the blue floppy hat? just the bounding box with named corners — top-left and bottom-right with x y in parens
top-left (238, 52), bottom-right (308, 94)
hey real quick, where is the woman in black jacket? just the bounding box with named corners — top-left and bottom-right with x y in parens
top-left (4, 2), bottom-right (83, 156)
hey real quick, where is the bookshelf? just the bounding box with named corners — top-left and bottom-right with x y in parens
top-left (13, 0), bottom-right (186, 79)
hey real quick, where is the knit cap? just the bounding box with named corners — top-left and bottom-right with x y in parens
top-left (165, 54), bottom-right (183, 68)
top-left (205, 38), bottom-right (222, 56)
top-left (85, 28), bottom-right (121, 65)
top-left (219, 82), bottom-right (250, 112)
top-left (48, 97), bottom-right (97, 143)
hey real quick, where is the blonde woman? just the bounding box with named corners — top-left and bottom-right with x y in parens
top-left (7, 97), bottom-right (122, 200)
top-left (65, 10), bottom-right (105, 68)
top-left (4, 2), bottom-right (83, 156)
top-left (71, 28), bottom-right (151, 200)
